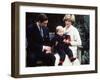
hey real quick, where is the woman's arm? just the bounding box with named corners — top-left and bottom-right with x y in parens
top-left (70, 29), bottom-right (82, 46)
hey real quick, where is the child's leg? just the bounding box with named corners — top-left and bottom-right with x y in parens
top-left (57, 49), bottom-right (66, 65)
top-left (65, 48), bottom-right (76, 62)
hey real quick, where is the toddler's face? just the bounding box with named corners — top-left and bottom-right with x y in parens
top-left (57, 29), bottom-right (64, 36)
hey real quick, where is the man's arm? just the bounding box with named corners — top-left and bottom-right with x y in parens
top-left (26, 24), bottom-right (43, 52)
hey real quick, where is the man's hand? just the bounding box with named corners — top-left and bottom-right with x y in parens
top-left (45, 50), bottom-right (52, 54)
top-left (42, 46), bottom-right (52, 54)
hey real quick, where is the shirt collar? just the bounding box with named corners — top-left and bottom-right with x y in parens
top-left (36, 22), bottom-right (41, 31)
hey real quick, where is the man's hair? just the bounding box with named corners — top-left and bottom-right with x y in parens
top-left (37, 13), bottom-right (48, 23)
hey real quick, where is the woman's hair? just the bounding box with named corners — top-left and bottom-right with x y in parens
top-left (63, 14), bottom-right (75, 24)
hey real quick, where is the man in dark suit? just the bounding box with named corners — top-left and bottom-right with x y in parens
top-left (26, 14), bottom-right (55, 67)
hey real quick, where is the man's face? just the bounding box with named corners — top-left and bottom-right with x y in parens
top-left (39, 20), bottom-right (48, 27)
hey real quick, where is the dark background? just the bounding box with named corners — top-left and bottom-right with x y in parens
top-left (26, 13), bottom-right (65, 32)
top-left (26, 12), bottom-right (90, 64)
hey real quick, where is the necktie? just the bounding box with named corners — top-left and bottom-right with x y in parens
top-left (40, 27), bottom-right (44, 37)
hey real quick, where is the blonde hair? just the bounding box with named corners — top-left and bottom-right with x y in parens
top-left (63, 14), bottom-right (75, 23)
top-left (56, 26), bottom-right (64, 32)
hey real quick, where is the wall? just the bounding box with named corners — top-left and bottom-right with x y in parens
top-left (0, 0), bottom-right (100, 80)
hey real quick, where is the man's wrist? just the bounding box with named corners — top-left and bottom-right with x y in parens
top-left (42, 46), bottom-right (45, 51)
top-left (42, 46), bottom-right (47, 51)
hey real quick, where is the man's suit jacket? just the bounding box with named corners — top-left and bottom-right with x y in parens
top-left (26, 23), bottom-right (50, 54)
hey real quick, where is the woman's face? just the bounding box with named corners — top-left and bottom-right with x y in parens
top-left (65, 20), bottom-right (72, 28)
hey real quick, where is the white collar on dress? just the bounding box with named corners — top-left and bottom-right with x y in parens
top-left (64, 25), bottom-right (73, 33)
